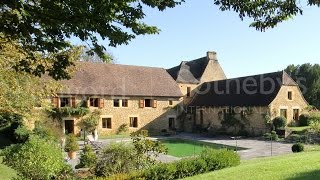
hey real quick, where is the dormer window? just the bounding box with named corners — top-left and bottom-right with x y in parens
top-left (288, 91), bottom-right (293, 100)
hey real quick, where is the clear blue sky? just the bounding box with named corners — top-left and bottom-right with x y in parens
top-left (75, 0), bottom-right (320, 78)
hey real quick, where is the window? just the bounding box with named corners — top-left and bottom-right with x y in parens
top-left (90, 98), bottom-right (99, 107)
top-left (293, 109), bottom-right (300, 120)
top-left (60, 97), bottom-right (71, 107)
top-left (280, 109), bottom-right (287, 119)
top-left (288, 91), bottom-right (293, 100)
top-left (169, 100), bottom-right (173, 106)
top-left (129, 117), bottom-right (138, 128)
top-left (113, 99), bottom-right (120, 107)
top-left (122, 99), bottom-right (128, 107)
top-left (102, 118), bottom-right (112, 129)
top-left (145, 99), bottom-right (152, 107)
top-left (187, 87), bottom-right (191, 97)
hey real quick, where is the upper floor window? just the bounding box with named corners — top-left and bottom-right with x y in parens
top-left (113, 99), bottom-right (120, 107)
top-left (187, 87), bottom-right (191, 97)
top-left (145, 99), bottom-right (152, 107)
top-left (60, 97), bottom-right (71, 107)
top-left (90, 98), bottom-right (99, 107)
top-left (169, 100), bottom-right (173, 106)
top-left (288, 91), bottom-right (293, 100)
top-left (122, 99), bottom-right (128, 107)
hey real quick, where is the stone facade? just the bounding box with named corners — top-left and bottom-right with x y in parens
top-left (269, 85), bottom-right (308, 123)
top-left (54, 96), bottom-right (180, 136)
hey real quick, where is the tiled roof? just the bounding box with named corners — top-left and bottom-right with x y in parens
top-left (189, 71), bottom-right (298, 107)
top-left (58, 62), bottom-right (182, 97)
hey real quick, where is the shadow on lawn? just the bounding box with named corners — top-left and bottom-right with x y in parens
top-left (286, 169), bottom-right (320, 180)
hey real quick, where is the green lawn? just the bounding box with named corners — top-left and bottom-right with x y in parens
top-left (160, 138), bottom-right (246, 157)
top-left (0, 157), bottom-right (17, 180)
top-left (288, 126), bottom-right (310, 132)
top-left (185, 151), bottom-right (320, 180)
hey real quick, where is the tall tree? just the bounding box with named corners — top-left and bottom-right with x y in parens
top-left (285, 63), bottom-right (320, 109)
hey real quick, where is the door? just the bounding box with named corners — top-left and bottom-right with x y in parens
top-left (64, 120), bottom-right (74, 134)
top-left (169, 117), bottom-right (175, 130)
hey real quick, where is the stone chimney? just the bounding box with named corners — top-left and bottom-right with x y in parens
top-left (206, 51), bottom-right (217, 61)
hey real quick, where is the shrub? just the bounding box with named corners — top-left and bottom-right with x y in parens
top-left (200, 148), bottom-right (240, 171)
top-left (175, 158), bottom-right (207, 178)
top-left (299, 114), bottom-right (311, 126)
top-left (117, 124), bottom-right (129, 134)
top-left (143, 163), bottom-right (176, 180)
top-left (14, 125), bottom-right (31, 143)
top-left (64, 134), bottom-right (79, 152)
top-left (288, 134), bottom-right (309, 143)
top-left (75, 145), bottom-right (97, 169)
top-left (263, 131), bottom-right (279, 141)
top-left (2, 135), bottom-right (70, 179)
top-left (33, 120), bottom-right (64, 142)
top-left (292, 143), bottom-right (304, 153)
top-left (272, 116), bottom-right (287, 130)
top-left (94, 143), bottom-right (138, 177)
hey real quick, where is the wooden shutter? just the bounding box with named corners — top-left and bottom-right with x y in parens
top-left (52, 97), bottom-right (59, 108)
top-left (139, 99), bottom-right (144, 108)
top-left (152, 99), bottom-right (157, 108)
top-left (98, 98), bottom-right (104, 109)
top-left (71, 97), bottom-right (76, 107)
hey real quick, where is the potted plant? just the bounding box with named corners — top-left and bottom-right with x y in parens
top-left (65, 134), bottom-right (79, 159)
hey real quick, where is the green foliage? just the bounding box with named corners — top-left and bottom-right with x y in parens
top-left (0, 1), bottom-right (183, 79)
top-left (292, 143), bottom-right (304, 153)
top-left (117, 123), bottom-right (129, 134)
top-left (1, 136), bottom-right (70, 179)
top-left (76, 145), bottom-right (97, 169)
top-left (141, 149), bottom-right (239, 180)
top-left (94, 143), bottom-right (138, 177)
top-left (299, 114), bottom-right (311, 126)
top-left (272, 116), bottom-right (287, 130)
top-left (288, 134), bottom-right (309, 143)
top-left (77, 110), bottom-right (101, 134)
top-left (14, 125), bottom-right (31, 143)
top-left (49, 106), bottom-right (90, 121)
top-left (33, 120), bottom-right (65, 142)
top-left (263, 131), bottom-right (279, 141)
top-left (0, 112), bottom-right (24, 143)
top-left (64, 134), bottom-right (79, 152)
top-left (131, 130), bottom-right (168, 166)
top-left (285, 63), bottom-right (320, 109)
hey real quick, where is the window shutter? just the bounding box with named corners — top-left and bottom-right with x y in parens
top-left (152, 99), bottom-right (157, 108)
top-left (99, 98), bottom-right (104, 109)
top-left (139, 99), bottom-right (144, 108)
top-left (52, 97), bottom-right (59, 108)
top-left (71, 97), bottom-right (76, 107)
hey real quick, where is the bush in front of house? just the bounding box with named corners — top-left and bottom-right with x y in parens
top-left (299, 114), bottom-right (311, 126)
top-left (263, 131), bottom-right (279, 141)
top-left (64, 134), bottom-right (79, 152)
top-left (1, 135), bottom-right (71, 179)
top-left (14, 125), bottom-right (31, 143)
top-left (272, 116), bottom-right (287, 130)
top-left (292, 143), bottom-right (304, 153)
top-left (75, 144), bottom-right (97, 169)
top-left (200, 148), bottom-right (240, 171)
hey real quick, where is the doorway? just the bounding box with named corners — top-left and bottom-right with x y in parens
top-left (169, 117), bottom-right (175, 130)
top-left (64, 120), bottom-right (74, 134)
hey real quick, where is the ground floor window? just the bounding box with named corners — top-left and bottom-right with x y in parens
top-left (129, 117), bottom-right (138, 128)
top-left (293, 109), bottom-right (299, 120)
top-left (280, 109), bottom-right (287, 119)
top-left (102, 118), bottom-right (112, 129)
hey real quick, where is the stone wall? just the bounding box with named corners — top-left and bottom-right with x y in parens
top-left (200, 59), bottom-right (226, 83)
top-left (270, 85), bottom-right (308, 124)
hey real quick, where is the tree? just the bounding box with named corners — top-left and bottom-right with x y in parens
top-left (214, 0), bottom-right (320, 31)
top-left (285, 63), bottom-right (320, 109)
top-left (1, 1), bottom-right (183, 79)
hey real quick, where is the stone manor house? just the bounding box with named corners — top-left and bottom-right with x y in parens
top-left (51, 51), bottom-right (308, 136)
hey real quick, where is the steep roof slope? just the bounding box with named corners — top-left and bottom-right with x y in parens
top-left (189, 71), bottom-right (297, 107)
top-left (58, 62), bottom-right (182, 97)
top-left (167, 57), bottom-right (209, 84)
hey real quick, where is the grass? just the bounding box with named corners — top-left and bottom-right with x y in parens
top-left (0, 157), bottom-right (17, 180)
top-left (160, 138), bottom-right (246, 157)
top-left (99, 133), bottom-right (131, 139)
top-left (185, 151), bottom-right (320, 180)
top-left (288, 126), bottom-right (310, 132)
